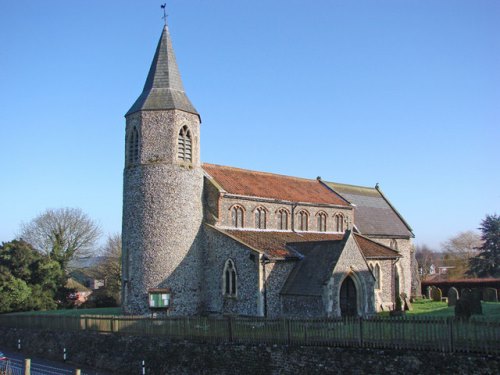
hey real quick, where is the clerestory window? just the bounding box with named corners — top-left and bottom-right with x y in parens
top-left (335, 214), bottom-right (345, 232)
top-left (223, 259), bottom-right (237, 297)
top-left (177, 125), bottom-right (192, 162)
top-left (277, 208), bottom-right (289, 230)
top-left (298, 210), bottom-right (309, 231)
top-left (255, 207), bottom-right (267, 229)
top-left (231, 205), bottom-right (244, 228)
top-left (317, 212), bottom-right (327, 232)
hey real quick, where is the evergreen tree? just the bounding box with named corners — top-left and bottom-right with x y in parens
top-left (468, 214), bottom-right (500, 277)
top-left (0, 240), bottom-right (63, 312)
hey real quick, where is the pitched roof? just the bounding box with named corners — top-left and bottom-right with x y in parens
top-left (210, 226), bottom-right (344, 260)
top-left (211, 226), bottom-right (398, 261)
top-left (353, 233), bottom-right (401, 259)
top-left (281, 240), bottom-right (346, 296)
top-left (203, 164), bottom-right (349, 206)
top-left (323, 181), bottom-right (413, 238)
top-left (126, 26), bottom-right (199, 117)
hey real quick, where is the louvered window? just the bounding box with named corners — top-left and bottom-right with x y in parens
top-left (298, 210), bottom-right (309, 231)
top-left (223, 259), bottom-right (237, 297)
top-left (317, 212), bottom-right (327, 232)
top-left (255, 207), bottom-right (266, 229)
top-left (128, 126), bottom-right (139, 164)
top-left (177, 125), bottom-right (192, 162)
top-left (231, 206), bottom-right (244, 228)
top-left (277, 209), bottom-right (288, 230)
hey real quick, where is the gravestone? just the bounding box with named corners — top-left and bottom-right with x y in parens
top-left (431, 287), bottom-right (442, 302)
top-left (461, 288), bottom-right (471, 299)
top-left (470, 289), bottom-right (482, 315)
top-left (448, 287), bottom-right (459, 307)
top-left (483, 288), bottom-right (498, 302)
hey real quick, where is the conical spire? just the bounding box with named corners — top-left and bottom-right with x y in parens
top-left (126, 25), bottom-right (199, 117)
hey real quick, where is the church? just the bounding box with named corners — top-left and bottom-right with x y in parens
top-left (121, 24), bottom-right (416, 318)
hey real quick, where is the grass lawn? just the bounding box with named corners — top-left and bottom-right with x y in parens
top-left (388, 299), bottom-right (500, 320)
top-left (7, 307), bottom-right (122, 316)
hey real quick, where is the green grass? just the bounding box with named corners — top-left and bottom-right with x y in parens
top-left (7, 307), bottom-right (122, 316)
top-left (382, 299), bottom-right (500, 320)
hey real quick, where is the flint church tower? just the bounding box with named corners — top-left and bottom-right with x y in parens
top-left (122, 24), bottom-right (203, 315)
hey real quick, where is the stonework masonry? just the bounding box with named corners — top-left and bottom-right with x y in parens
top-left (122, 109), bottom-right (204, 316)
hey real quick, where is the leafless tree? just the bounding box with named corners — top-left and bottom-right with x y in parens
top-left (19, 208), bottom-right (101, 272)
top-left (441, 231), bottom-right (482, 278)
top-left (415, 244), bottom-right (440, 279)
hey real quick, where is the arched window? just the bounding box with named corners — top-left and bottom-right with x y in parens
top-left (317, 212), bottom-right (327, 232)
top-left (390, 239), bottom-right (398, 250)
top-left (255, 207), bottom-right (267, 229)
top-left (371, 263), bottom-right (381, 290)
top-left (298, 210), bottom-right (309, 231)
top-left (223, 259), bottom-right (237, 297)
top-left (177, 125), bottom-right (192, 162)
top-left (128, 126), bottom-right (139, 164)
top-left (335, 214), bottom-right (345, 232)
top-left (277, 208), bottom-right (289, 230)
top-left (231, 205), bottom-right (244, 228)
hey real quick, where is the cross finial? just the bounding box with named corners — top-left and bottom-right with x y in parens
top-left (161, 3), bottom-right (168, 26)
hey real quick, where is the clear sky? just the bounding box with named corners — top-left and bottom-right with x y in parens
top-left (1, 0), bottom-right (499, 250)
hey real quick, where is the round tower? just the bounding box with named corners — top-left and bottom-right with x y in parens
top-left (122, 25), bottom-right (203, 315)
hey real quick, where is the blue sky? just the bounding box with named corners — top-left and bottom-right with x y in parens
top-left (1, 0), bottom-right (499, 250)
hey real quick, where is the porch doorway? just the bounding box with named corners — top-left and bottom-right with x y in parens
top-left (340, 276), bottom-right (358, 317)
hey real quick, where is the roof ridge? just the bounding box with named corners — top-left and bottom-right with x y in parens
top-left (325, 180), bottom-right (377, 191)
top-left (203, 163), bottom-right (324, 183)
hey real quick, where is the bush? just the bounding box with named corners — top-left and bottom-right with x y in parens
top-left (80, 288), bottom-right (119, 309)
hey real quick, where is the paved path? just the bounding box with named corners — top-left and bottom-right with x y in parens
top-left (0, 348), bottom-right (109, 375)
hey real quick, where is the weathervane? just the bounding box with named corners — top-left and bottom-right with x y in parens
top-left (161, 3), bottom-right (168, 26)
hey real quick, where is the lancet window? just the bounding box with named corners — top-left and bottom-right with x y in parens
top-left (223, 259), bottom-right (237, 297)
top-left (177, 125), bottom-right (192, 162)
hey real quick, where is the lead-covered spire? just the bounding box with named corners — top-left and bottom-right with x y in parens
top-left (126, 25), bottom-right (199, 117)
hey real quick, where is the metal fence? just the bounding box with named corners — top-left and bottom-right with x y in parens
top-left (1, 314), bottom-right (499, 354)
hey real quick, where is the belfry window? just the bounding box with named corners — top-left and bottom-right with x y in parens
top-left (231, 205), bottom-right (244, 228)
top-left (128, 126), bottom-right (139, 164)
top-left (177, 125), bottom-right (192, 162)
top-left (317, 212), bottom-right (327, 232)
top-left (255, 207), bottom-right (267, 229)
top-left (223, 259), bottom-right (237, 297)
top-left (298, 210), bottom-right (309, 231)
top-left (277, 209), bottom-right (289, 230)
top-left (335, 214), bottom-right (345, 232)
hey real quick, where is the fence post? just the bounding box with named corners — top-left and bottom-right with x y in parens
top-left (447, 317), bottom-right (454, 353)
top-left (227, 316), bottom-right (233, 342)
top-left (358, 317), bottom-right (364, 347)
top-left (286, 319), bottom-right (291, 346)
top-left (24, 358), bottom-right (31, 375)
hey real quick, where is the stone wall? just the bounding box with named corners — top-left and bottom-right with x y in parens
top-left (217, 196), bottom-right (353, 232)
top-left (0, 327), bottom-right (498, 375)
top-left (203, 226), bottom-right (261, 316)
top-left (122, 109), bottom-right (204, 316)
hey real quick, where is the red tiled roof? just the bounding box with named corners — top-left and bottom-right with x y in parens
top-left (353, 234), bottom-right (401, 259)
top-left (203, 163), bottom-right (349, 206)
top-left (214, 228), bottom-right (344, 259)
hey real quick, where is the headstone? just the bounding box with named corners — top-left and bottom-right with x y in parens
top-left (483, 288), bottom-right (498, 302)
top-left (431, 287), bottom-right (442, 302)
top-left (426, 286), bottom-right (433, 299)
top-left (470, 289), bottom-right (483, 315)
top-left (461, 288), bottom-right (472, 299)
top-left (448, 287), bottom-right (459, 307)
top-left (403, 296), bottom-right (413, 311)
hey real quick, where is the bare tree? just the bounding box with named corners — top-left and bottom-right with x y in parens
top-left (441, 231), bottom-right (482, 278)
top-left (415, 244), bottom-right (440, 279)
top-left (19, 208), bottom-right (101, 272)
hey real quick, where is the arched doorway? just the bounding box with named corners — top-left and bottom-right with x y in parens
top-left (340, 276), bottom-right (358, 317)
